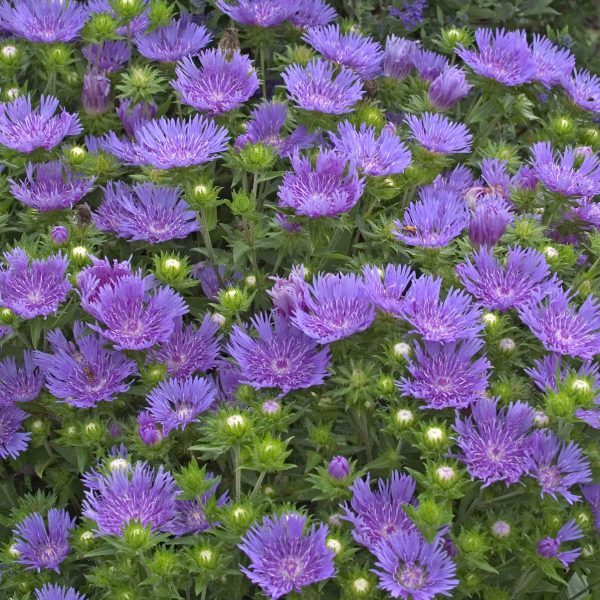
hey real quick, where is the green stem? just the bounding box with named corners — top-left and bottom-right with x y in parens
top-left (233, 444), bottom-right (242, 501)
top-left (260, 46), bottom-right (267, 99)
top-left (250, 471), bottom-right (266, 498)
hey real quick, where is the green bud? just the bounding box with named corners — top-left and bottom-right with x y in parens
top-left (147, 0), bottom-right (173, 27)
top-left (236, 384), bottom-right (256, 403)
top-left (151, 548), bottom-right (178, 576)
top-left (250, 435), bottom-right (290, 470)
top-left (70, 245), bottom-right (90, 265)
top-left (439, 27), bottom-right (471, 52)
top-left (29, 418), bottom-right (48, 437)
top-left (433, 465), bottom-right (457, 487)
top-left (351, 577), bottom-right (371, 596)
top-left (326, 537), bottom-right (343, 555)
top-left (229, 503), bottom-right (253, 527)
top-left (218, 287), bottom-right (252, 315)
top-left (111, 0), bottom-right (146, 20)
top-left (543, 245), bottom-right (559, 263)
top-left (286, 44), bottom-right (315, 66)
top-left (118, 65), bottom-right (166, 103)
top-left (152, 253), bottom-right (194, 288)
top-left (195, 546), bottom-right (217, 569)
top-left (423, 425), bottom-right (448, 448)
top-left (551, 115), bottom-right (575, 136)
top-left (81, 420), bottom-right (104, 442)
top-left (229, 190), bottom-right (254, 216)
top-left (0, 43), bottom-right (20, 68)
top-left (545, 390), bottom-right (575, 418)
top-left (142, 362), bottom-right (167, 386)
top-left (174, 460), bottom-right (213, 499)
top-left (578, 279), bottom-right (592, 297)
top-left (83, 13), bottom-right (118, 43)
top-left (238, 143), bottom-right (277, 171)
top-left (351, 104), bottom-right (385, 130)
top-left (394, 408), bottom-right (415, 428)
top-left (0, 307), bottom-right (15, 324)
top-left (44, 44), bottom-right (71, 69)
top-left (310, 424), bottom-right (332, 446)
top-left (582, 127), bottom-right (600, 148)
top-left (68, 145), bottom-right (88, 165)
top-left (350, 368), bottom-right (368, 388)
top-left (224, 413), bottom-right (249, 437)
top-left (123, 521), bottom-right (152, 549)
top-left (377, 376), bottom-right (395, 394)
top-left (79, 530), bottom-right (95, 547)
top-left (392, 342), bottom-right (411, 359)
top-left (187, 180), bottom-right (220, 210)
top-left (458, 529), bottom-right (488, 555)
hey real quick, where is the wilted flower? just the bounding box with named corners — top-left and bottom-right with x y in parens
top-left (428, 66), bottom-right (472, 110)
top-left (562, 69), bottom-right (600, 114)
top-left (76, 256), bottom-right (133, 314)
top-left (382, 35), bottom-right (419, 79)
top-left (0, 404), bottom-right (30, 459)
top-left (34, 584), bottom-right (87, 600)
top-left (83, 41), bottom-right (131, 73)
top-left (362, 264), bottom-right (414, 316)
top-left (406, 112), bottom-right (472, 154)
top-left (0, 351), bottom-right (43, 406)
top-left (412, 48), bottom-right (448, 81)
top-left (137, 410), bottom-right (163, 446)
top-left (82, 69), bottom-right (111, 116)
top-left (531, 35), bottom-right (575, 88)
top-left (536, 520), bottom-right (582, 567)
top-left (268, 265), bottom-right (309, 317)
top-left (216, 0), bottom-right (293, 27)
top-left (290, 0), bottom-right (336, 27)
top-left (193, 262), bottom-right (243, 299)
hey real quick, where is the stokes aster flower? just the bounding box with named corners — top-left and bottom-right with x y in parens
top-left (216, 0), bottom-right (294, 27)
top-left (428, 66), bottom-right (472, 110)
top-left (412, 48), bottom-right (448, 81)
top-left (389, 0), bottom-right (428, 30)
top-left (531, 35), bottom-right (575, 88)
top-left (562, 69), bottom-right (600, 114)
top-left (290, 0), bottom-right (336, 27)
top-left (382, 35), bottom-right (419, 79)
top-left (0, 404), bottom-right (30, 459)
top-left (76, 256), bottom-right (134, 313)
top-left (405, 112), bottom-right (472, 154)
top-left (536, 520), bottom-right (582, 567)
top-left (34, 584), bottom-right (87, 600)
top-left (0, 351), bottom-right (43, 406)
top-left (468, 193), bottom-right (514, 247)
top-left (362, 263), bottom-right (414, 316)
top-left (238, 512), bottom-right (335, 599)
top-left (83, 41), bottom-right (131, 73)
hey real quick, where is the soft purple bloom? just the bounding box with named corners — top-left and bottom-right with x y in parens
top-left (50, 226), bottom-right (70, 246)
top-left (278, 150), bottom-right (365, 218)
top-left (0, 0), bottom-right (88, 43)
top-left (574, 408), bottom-right (600, 429)
top-left (0, 95), bottom-right (81, 153)
top-left (0, 404), bottom-right (30, 459)
top-left (35, 584), bottom-right (87, 600)
top-left (215, 360), bottom-right (244, 404)
top-left (530, 141), bottom-right (600, 197)
top-left (327, 456), bottom-right (350, 480)
top-left (372, 530), bottom-right (458, 599)
top-left (456, 246), bottom-right (558, 311)
top-left (282, 58), bottom-right (364, 114)
top-left (82, 68), bottom-right (110, 117)
top-left (33, 322), bottom-right (137, 409)
top-left (227, 312), bottom-right (330, 394)
top-left (468, 193), bottom-right (514, 247)
top-left (0, 249), bottom-right (71, 319)
top-left (480, 157), bottom-right (512, 197)
top-left (116, 100), bottom-right (157, 137)
top-left (382, 35), bottom-right (419, 79)
top-left (268, 265), bottom-right (309, 317)
top-left (570, 199), bottom-right (600, 230)
top-left (412, 48), bottom-right (448, 81)
top-left (83, 41), bottom-right (131, 73)
top-left (456, 28), bottom-right (536, 86)
top-left (216, 0), bottom-right (293, 27)
top-left (238, 512), bottom-right (335, 600)
top-left (388, 0), bottom-right (428, 30)
top-left (173, 50), bottom-right (259, 115)
top-left (518, 288), bottom-right (600, 360)
top-left (582, 485), bottom-right (600, 532)
top-left (398, 339), bottom-right (490, 410)
top-left (341, 471), bottom-right (417, 549)
top-left (290, 0), bottom-right (336, 27)
top-left (329, 121), bottom-right (411, 176)
top-left (290, 272), bottom-right (375, 343)
top-left (536, 520), bottom-right (582, 567)
top-left (13, 509), bottom-right (74, 572)
top-left (528, 430), bottom-right (591, 504)
top-left (406, 112), bottom-right (472, 154)
top-left (101, 115), bottom-right (229, 169)
top-left (303, 25), bottom-right (383, 80)
top-left (400, 275), bottom-right (483, 343)
top-left (428, 66), bottom-right (472, 110)
top-left (393, 184), bottom-right (469, 248)
top-left (0, 351), bottom-right (43, 406)
top-left (562, 69), bottom-right (600, 114)
top-left (82, 461), bottom-right (178, 535)
top-left (93, 181), bottom-right (198, 244)
top-left (137, 410), bottom-right (163, 446)
top-left (454, 397), bottom-right (535, 487)
top-left (531, 35), bottom-right (575, 88)
top-left (434, 164), bottom-right (476, 195)
top-left (362, 264), bottom-right (414, 316)
top-left (9, 161), bottom-right (95, 212)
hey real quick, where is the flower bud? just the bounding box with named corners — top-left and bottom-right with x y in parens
top-left (218, 287), bottom-right (252, 315)
top-left (245, 275), bottom-right (257, 288)
top-left (543, 246), bottom-right (559, 261)
top-left (0, 307), bottom-right (15, 324)
top-left (225, 414), bottom-right (248, 438)
top-left (230, 504), bottom-right (252, 527)
top-left (238, 143), bottom-right (277, 171)
top-left (68, 145), bottom-right (87, 164)
top-left (394, 408), bottom-right (414, 427)
top-left (491, 520), bottom-right (511, 539)
top-left (377, 376), bottom-right (395, 394)
top-left (498, 338), bottom-right (516, 353)
top-left (434, 465), bottom-right (456, 486)
top-left (352, 577), bottom-right (371, 595)
top-left (82, 68), bottom-right (111, 116)
top-left (50, 226), bottom-right (70, 246)
top-left (439, 27), bottom-right (471, 52)
top-left (113, 0), bottom-right (146, 19)
top-left (84, 12), bottom-right (118, 42)
top-left (123, 522), bottom-right (151, 549)
top-left (70, 245), bottom-right (90, 265)
top-left (424, 426), bottom-right (446, 447)
top-left (326, 537), bottom-right (343, 555)
top-left (327, 456), bottom-right (350, 481)
top-left (195, 547), bottom-right (217, 568)
top-left (583, 127), bottom-right (600, 148)
top-left (187, 180), bottom-right (220, 210)
top-left (142, 362), bottom-right (167, 386)
top-left (261, 399), bottom-right (281, 416)
top-left (551, 115), bottom-right (575, 136)
top-left (236, 384), bottom-right (256, 403)
top-left (533, 410), bottom-right (549, 427)
top-left (392, 342), bottom-right (411, 359)
top-left (82, 420), bottom-right (104, 442)
top-left (229, 190), bottom-right (254, 216)
top-left (151, 548), bottom-right (178, 576)
top-left (8, 544), bottom-right (21, 558)
top-left (352, 104), bottom-right (385, 129)
top-left (211, 312), bottom-right (226, 327)
top-left (482, 312), bottom-right (498, 328)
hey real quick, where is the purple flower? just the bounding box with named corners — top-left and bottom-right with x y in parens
top-left (389, 0), bottom-right (428, 30)
top-left (400, 275), bottom-right (483, 343)
top-left (393, 184), bottom-right (469, 248)
top-left (372, 530), bottom-right (458, 599)
top-left (282, 58), bottom-right (364, 114)
top-left (468, 193), bottom-right (514, 247)
top-left (9, 161), bottom-right (95, 212)
top-left (570, 199), bottom-right (600, 229)
top-left (134, 16), bottom-right (212, 63)
top-left (137, 410), bottom-right (163, 446)
top-left (406, 112), bottom-right (472, 154)
top-left (84, 274), bottom-right (188, 351)
top-left (531, 141), bottom-right (600, 197)
top-left (148, 314), bottom-right (221, 379)
top-left (278, 150), bottom-right (364, 217)
top-left (302, 25), bottom-right (383, 80)
top-left (193, 262), bottom-right (242, 299)
top-left (0, 404), bottom-right (30, 459)
top-left (531, 35), bottom-right (575, 88)
top-left (456, 28), bottom-right (536, 86)
top-left (0, 249), bottom-right (71, 319)
top-left (290, 0), bottom-right (336, 27)
top-left (216, 0), bottom-right (293, 27)
top-left (0, 0), bottom-right (88, 43)
top-left (290, 272), bottom-right (375, 343)
top-left (480, 157), bottom-right (512, 197)
top-left (82, 68), bottom-right (111, 116)
top-left (77, 256), bottom-right (133, 314)
top-left (536, 520), bottom-right (582, 567)
top-left (0, 95), bottom-right (81, 153)
top-left (146, 376), bottom-right (216, 435)
top-left (93, 181), bottom-right (198, 244)
top-left (33, 322), bottom-right (137, 409)
top-left (215, 360), bottom-right (243, 404)
top-left (341, 471), bottom-right (417, 549)
top-left (0, 351), bottom-right (43, 406)
top-left (327, 456), bottom-right (350, 480)
top-left (398, 339), bottom-right (490, 410)
top-left (82, 461), bottom-right (178, 535)
top-left (583, 485), bottom-right (600, 532)
top-left (412, 48), bottom-right (448, 82)
top-left (35, 584), bottom-right (87, 600)
top-left (456, 246), bottom-right (558, 312)
top-left (528, 430), bottom-right (591, 504)
top-left (101, 115), bottom-right (229, 169)
top-left (13, 509), bottom-right (75, 572)
top-left (362, 263), bottom-right (414, 316)
top-left (227, 312), bottom-right (330, 394)
top-left (116, 100), bottom-right (157, 137)
top-left (268, 265), bottom-right (310, 317)
top-left (172, 50), bottom-right (259, 115)
top-left (329, 121), bottom-right (411, 176)
top-left (562, 69), bottom-right (600, 114)
top-left (238, 512), bottom-right (335, 600)
top-left (83, 41), bottom-right (131, 73)
top-left (518, 288), bottom-right (600, 360)
top-left (383, 35), bottom-right (419, 79)
top-left (454, 397), bottom-right (535, 487)
top-left (51, 226), bottom-right (70, 246)
top-left (428, 66), bottom-right (472, 110)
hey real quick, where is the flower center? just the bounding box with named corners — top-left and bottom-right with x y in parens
top-left (396, 562), bottom-right (427, 591)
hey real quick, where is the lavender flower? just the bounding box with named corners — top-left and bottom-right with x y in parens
top-left (0, 0), bottom-right (88, 43)
top-left (278, 150), bottom-right (365, 217)
top-left (398, 339), bottom-right (490, 410)
top-left (93, 182), bottom-right (199, 244)
top-left (172, 50), bottom-right (259, 115)
top-left (528, 430), bottom-right (591, 504)
top-left (362, 264), bottom-right (414, 316)
top-left (531, 35), bottom-right (575, 88)
top-left (400, 275), bottom-right (483, 343)
top-left (268, 265), bottom-right (310, 317)
top-left (282, 58), bottom-right (364, 114)
top-left (582, 485), bottom-right (600, 532)
top-left (290, 272), bottom-right (375, 343)
top-left (81, 69), bottom-right (111, 116)
top-left (137, 411), bottom-right (163, 446)
top-left (0, 404), bottom-right (30, 459)
top-left (302, 25), bottom-right (383, 80)
top-left (0, 351), bottom-right (43, 406)
top-left (290, 0), bottom-right (336, 27)
top-left (562, 69), bottom-right (600, 114)
top-left (518, 288), bottom-right (600, 360)
top-left (35, 584), bottom-right (87, 600)
top-left (0, 95), bottom-right (81, 153)
top-left (468, 193), bottom-right (514, 247)
top-left (193, 262), bottom-right (242, 299)
top-left (536, 520), bottom-right (582, 567)
top-left (33, 322), bottom-right (137, 409)
top-left (77, 256), bottom-right (133, 314)
top-left (116, 100), bottom-right (157, 137)
top-left (134, 16), bottom-right (212, 63)
top-left (406, 112), bottom-right (472, 154)
top-left (372, 530), bottom-right (458, 599)
top-left (456, 246), bottom-right (558, 311)
top-left (9, 161), bottom-right (95, 212)
top-left (382, 35), bottom-right (419, 79)
top-left (389, 0), bottom-right (428, 30)
top-left (329, 121), bottom-right (411, 176)
top-left (101, 115), bottom-right (229, 169)
top-left (83, 41), bottom-right (131, 73)
top-left (238, 512), bottom-right (335, 599)
top-left (0, 249), bottom-right (71, 320)
top-left (341, 471), bottom-right (417, 549)
top-left (428, 66), bottom-right (472, 110)
top-left (13, 509), bottom-right (75, 572)
top-left (227, 312), bottom-right (330, 394)
top-left (412, 48), bottom-right (448, 82)
top-left (454, 397), bottom-right (535, 487)
top-left (456, 28), bottom-right (536, 86)
top-left (215, 0), bottom-right (293, 27)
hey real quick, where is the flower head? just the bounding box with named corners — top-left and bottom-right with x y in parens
top-left (531, 35), bottom-right (575, 88)
top-left (468, 193), bottom-right (514, 247)
top-left (389, 0), bottom-right (428, 30)
top-left (238, 512), bottom-right (335, 600)
top-left (536, 520), bottom-right (583, 567)
top-left (116, 100), bottom-right (157, 137)
top-left (137, 410), bottom-right (163, 446)
top-left (582, 485), bottom-right (600, 532)
top-left (412, 48), bottom-right (448, 81)
top-left (290, 0), bottom-right (336, 27)
top-left (0, 351), bottom-right (43, 406)
top-left (362, 263), bottom-right (414, 316)
top-left (34, 584), bottom-right (87, 600)
top-left (216, 0), bottom-right (293, 27)
top-left (406, 112), bottom-right (472, 154)
top-left (428, 66), bottom-right (472, 110)
top-left (81, 68), bottom-right (110, 116)
top-left (13, 509), bottom-right (75, 572)
top-left (382, 35), bottom-right (419, 79)
top-left (0, 404), bottom-right (30, 459)
top-left (562, 69), bottom-right (600, 114)
top-left (193, 262), bottom-right (242, 299)
top-left (83, 41), bottom-right (131, 73)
